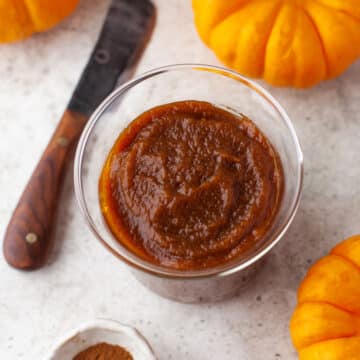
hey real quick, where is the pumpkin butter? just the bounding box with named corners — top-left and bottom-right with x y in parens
top-left (99, 101), bottom-right (283, 270)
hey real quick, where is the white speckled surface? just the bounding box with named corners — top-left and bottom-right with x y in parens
top-left (1, 1), bottom-right (360, 359)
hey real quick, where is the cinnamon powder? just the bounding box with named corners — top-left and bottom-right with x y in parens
top-left (73, 342), bottom-right (133, 360)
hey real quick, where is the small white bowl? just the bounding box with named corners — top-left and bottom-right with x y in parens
top-left (47, 319), bottom-right (156, 360)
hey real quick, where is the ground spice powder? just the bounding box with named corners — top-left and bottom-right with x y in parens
top-left (73, 342), bottom-right (133, 360)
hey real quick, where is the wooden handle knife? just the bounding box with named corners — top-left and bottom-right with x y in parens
top-left (3, 0), bottom-right (155, 270)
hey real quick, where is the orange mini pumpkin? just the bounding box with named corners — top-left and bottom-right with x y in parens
top-left (192, 0), bottom-right (360, 88)
top-left (0, 0), bottom-right (79, 43)
top-left (290, 235), bottom-right (360, 359)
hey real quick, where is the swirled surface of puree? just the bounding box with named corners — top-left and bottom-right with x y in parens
top-left (99, 101), bottom-right (283, 270)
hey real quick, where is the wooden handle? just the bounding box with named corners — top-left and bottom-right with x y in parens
top-left (3, 110), bottom-right (88, 270)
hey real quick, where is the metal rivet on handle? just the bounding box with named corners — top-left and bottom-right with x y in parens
top-left (25, 233), bottom-right (38, 244)
top-left (57, 136), bottom-right (70, 147)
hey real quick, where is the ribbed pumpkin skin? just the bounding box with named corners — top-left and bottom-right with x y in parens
top-left (0, 0), bottom-right (79, 43)
top-left (192, 0), bottom-right (360, 88)
top-left (290, 235), bottom-right (360, 359)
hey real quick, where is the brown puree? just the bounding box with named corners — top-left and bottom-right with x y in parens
top-left (99, 101), bottom-right (283, 270)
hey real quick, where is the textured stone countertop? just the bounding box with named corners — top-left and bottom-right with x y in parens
top-left (1, 1), bottom-right (359, 359)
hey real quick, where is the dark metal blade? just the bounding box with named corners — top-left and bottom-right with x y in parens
top-left (68, 0), bottom-right (155, 116)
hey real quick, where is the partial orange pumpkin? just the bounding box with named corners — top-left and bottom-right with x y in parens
top-left (0, 0), bottom-right (79, 43)
top-left (192, 0), bottom-right (360, 88)
top-left (290, 235), bottom-right (360, 359)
